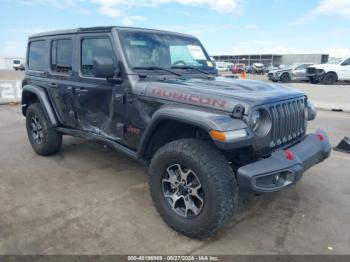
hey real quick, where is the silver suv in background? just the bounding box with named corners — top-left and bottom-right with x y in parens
top-left (251, 63), bottom-right (265, 74)
top-left (268, 63), bottom-right (314, 83)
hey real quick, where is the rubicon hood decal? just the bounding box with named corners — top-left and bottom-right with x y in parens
top-left (151, 88), bottom-right (227, 109)
top-left (143, 77), bottom-right (305, 113)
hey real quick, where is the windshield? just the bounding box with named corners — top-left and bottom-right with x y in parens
top-left (284, 63), bottom-right (300, 69)
top-left (327, 57), bottom-right (343, 64)
top-left (13, 60), bottom-right (21, 64)
top-left (119, 31), bottom-right (214, 73)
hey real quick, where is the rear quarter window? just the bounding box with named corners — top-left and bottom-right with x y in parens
top-left (28, 40), bottom-right (47, 71)
top-left (51, 39), bottom-right (73, 74)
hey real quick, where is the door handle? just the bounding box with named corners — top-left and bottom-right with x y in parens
top-left (115, 94), bottom-right (124, 102)
top-left (47, 83), bottom-right (58, 88)
top-left (76, 88), bottom-right (88, 93)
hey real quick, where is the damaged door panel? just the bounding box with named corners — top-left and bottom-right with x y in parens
top-left (74, 34), bottom-right (125, 141)
top-left (47, 37), bottom-right (77, 128)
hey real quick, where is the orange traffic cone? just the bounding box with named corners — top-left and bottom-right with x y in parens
top-left (240, 71), bottom-right (246, 79)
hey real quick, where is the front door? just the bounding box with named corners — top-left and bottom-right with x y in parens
top-left (47, 37), bottom-right (77, 128)
top-left (339, 58), bottom-right (350, 80)
top-left (74, 34), bottom-right (125, 141)
top-left (293, 64), bottom-right (311, 80)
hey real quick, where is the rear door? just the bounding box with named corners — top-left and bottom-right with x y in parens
top-left (46, 36), bottom-right (77, 127)
top-left (74, 33), bottom-right (125, 141)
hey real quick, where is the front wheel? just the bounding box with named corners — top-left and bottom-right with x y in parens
top-left (280, 73), bottom-right (291, 83)
top-left (322, 72), bottom-right (337, 85)
top-left (26, 103), bottom-right (62, 155)
top-left (149, 139), bottom-right (238, 239)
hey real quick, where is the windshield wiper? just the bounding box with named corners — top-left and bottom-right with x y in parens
top-left (133, 66), bottom-right (182, 76)
top-left (171, 65), bottom-right (210, 75)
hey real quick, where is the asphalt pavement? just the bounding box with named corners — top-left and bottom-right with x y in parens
top-left (0, 105), bottom-right (349, 254)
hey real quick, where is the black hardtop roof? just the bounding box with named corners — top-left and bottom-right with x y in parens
top-left (29, 26), bottom-right (194, 39)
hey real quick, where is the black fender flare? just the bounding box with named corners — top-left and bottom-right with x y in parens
top-left (22, 85), bottom-right (58, 126)
top-left (136, 105), bottom-right (248, 158)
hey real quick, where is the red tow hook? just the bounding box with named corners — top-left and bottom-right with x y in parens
top-left (317, 134), bottom-right (324, 142)
top-left (284, 149), bottom-right (294, 160)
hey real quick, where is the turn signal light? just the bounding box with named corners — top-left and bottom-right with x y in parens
top-left (210, 130), bottom-right (226, 141)
top-left (210, 129), bottom-right (247, 142)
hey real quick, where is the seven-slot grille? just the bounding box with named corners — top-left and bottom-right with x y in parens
top-left (268, 97), bottom-right (306, 148)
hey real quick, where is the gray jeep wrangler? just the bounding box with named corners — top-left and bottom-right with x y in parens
top-left (22, 26), bottom-right (331, 238)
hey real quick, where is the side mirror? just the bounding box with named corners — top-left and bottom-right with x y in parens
top-left (93, 57), bottom-right (118, 78)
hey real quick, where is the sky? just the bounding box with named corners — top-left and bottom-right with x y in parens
top-left (1, 0), bottom-right (350, 58)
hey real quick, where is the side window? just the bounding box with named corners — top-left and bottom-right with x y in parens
top-left (341, 58), bottom-right (350, 66)
top-left (81, 38), bottom-right (115, 77)
top-left (296, 64), bottom-right (308, 70)
top-left (51, 39), bottom-right (73, 74)
top-left (28, 40), bottom-right (46, 71)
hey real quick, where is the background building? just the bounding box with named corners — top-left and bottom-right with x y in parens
top-left (212, 53), bottom-right (329, 66)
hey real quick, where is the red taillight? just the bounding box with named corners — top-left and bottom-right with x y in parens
top-left (285, 150), bottom-right (294, 160)
top-left (317, 134), bottom-right (324, 142)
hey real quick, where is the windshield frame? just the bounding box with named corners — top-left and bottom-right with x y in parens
top-left (117, 29), bottom-right (215, 76)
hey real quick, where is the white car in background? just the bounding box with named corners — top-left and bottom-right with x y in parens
top-left (306, 57), bottom-right (350, 84)
top-left (12, 59), bottom-right (25, 71)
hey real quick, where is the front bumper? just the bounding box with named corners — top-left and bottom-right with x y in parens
top-left (268, 74), bottom-right (279, 81)
top-left (237, 128), bottom-right (331, 193)
top-left (307, 70), bottom-right (326, 81)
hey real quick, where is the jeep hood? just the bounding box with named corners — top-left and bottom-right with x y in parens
top-left (143, 77), bottom-right (304, 113)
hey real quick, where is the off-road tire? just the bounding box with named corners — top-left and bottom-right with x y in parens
top-left (149, 138), bottom-right (238, 239)
top-left (280, 73), bottom-right (291, 83)
top-left (322, 72), bottom-right (337, 85)
top-left (26, 103), bottom-right (62, 155)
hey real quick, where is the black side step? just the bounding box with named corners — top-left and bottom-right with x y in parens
top-left (57, 127), bottom-right (141, 162)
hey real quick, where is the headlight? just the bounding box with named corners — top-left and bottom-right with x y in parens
top-left (306, 100), bottom-right (316, 121)
top-left (249, 108), bottom-right (272, 136)
top-left (250, 110), bottom-right (261, 132)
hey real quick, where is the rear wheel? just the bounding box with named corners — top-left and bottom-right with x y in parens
top-left (149, 139), bottom-right (238, 239)
top-left (26, 103), bottom-right (62, 155)
top-left (322, 72), bottom-right (337, 85)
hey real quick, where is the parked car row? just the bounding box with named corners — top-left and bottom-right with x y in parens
top-left (215, 58), bottom-right (350, 84)
top-left (267, 58), bottom-right (350, 84)
top-left (216, 62), bottom-right (284, 75)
